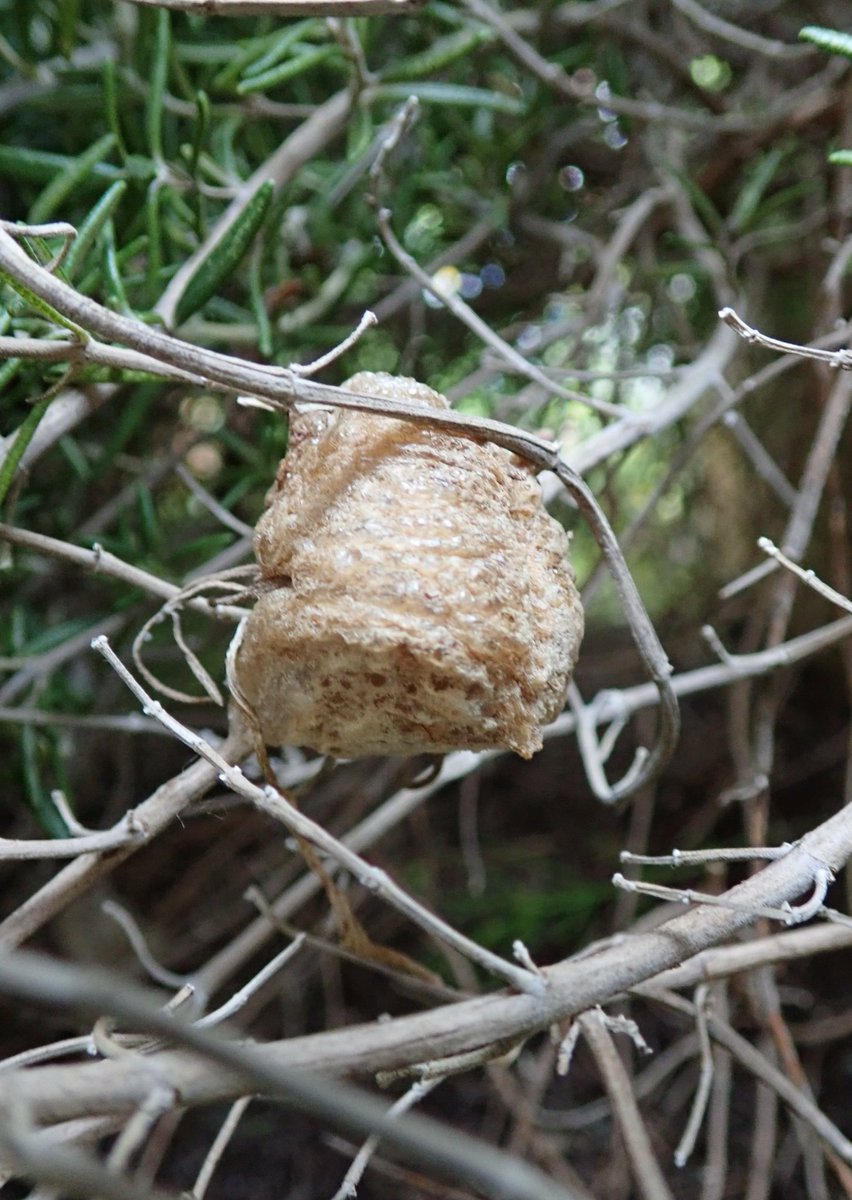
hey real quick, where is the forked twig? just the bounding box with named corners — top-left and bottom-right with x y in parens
top-left (613, 862), bottom-right (835, 927)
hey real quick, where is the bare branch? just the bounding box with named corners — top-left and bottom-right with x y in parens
top-left (720, 307), bottom-right (852, 371)
top-left (0, 522), bottom-right (246, 620)
top-left (578, 1009), bottom-right (675, 1200)
top-left (612, 862), bottom-right (835, 928)
top-left (650, 990), bottom-right (852, 1168)
top-left (0, 723), bottom-right (254, 949)
top-left (671, 0), bottom-right (811, 58)
top-left (673, 984), bottom-right (714, 1168)
top-left (0, 950), bottom-right (583, 1200)
top-left (8, 793), bottom-right (852, 1125)
top-left (330, 1077), bottom-right (442, 1200)
top-left (191, 1096), bottom-right (251, 1200)
top-left (0, 824), bottom-right (144, 862)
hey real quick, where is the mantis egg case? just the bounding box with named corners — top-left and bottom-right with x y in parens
top-left (231, 372), bottom-right (583, 759)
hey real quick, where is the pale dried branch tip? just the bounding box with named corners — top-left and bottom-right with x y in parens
top-left (559, 1007), bottom-right (651, 1077)
top-left (620, 844), bottom-right (794, 867)
top-left (556, 1022), bottom-right (581, 1076)
top-left (101, 900), bottom-right (189, 991)
top-left (195, 935), bottom-right (306, 1028)
top-left (758, 536), bottom-right (852, 616)
top-left (330, 1077), bottom-right (442, 1200)
top-left (0, 822), bottom-right (144, 861)
top-left (288, 310), bottom-right (377, 378)
top-left (192, 1096), bottom-right (252, 1200)
top-left (719, 306), bottom-right (852, 369)
top-left (612, 863), bottom-right (835, 927)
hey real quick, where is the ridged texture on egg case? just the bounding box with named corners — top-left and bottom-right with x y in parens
top-left (233, 372), bottom-right (584, 759)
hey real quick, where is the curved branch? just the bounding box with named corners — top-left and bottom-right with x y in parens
top-left (554, 459), bottom-right (679, 800)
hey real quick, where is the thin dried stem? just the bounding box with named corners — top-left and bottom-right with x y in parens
top-left (376, 204), bottom-right (623, 419)
top-left (621, 846), bottom-right (793, 868)
top-left (701, 985), bottom-right (732, 1200)
top-left (191, 1096), bottom-right (251, 1200)
top-left (122, 0), bottom-right (421, 13)
top-left (720, 307), bottom-right (852, 371)
top-left (106, 1087), bottom-right (177, 1174)
top-left (650, 990), bottom-right (852, 1169)
top-left (673, 984), bottom-right (714, 1168)
top-left (759, 537), bottom-right (852, 617)
top-left (0, 1097), bottom-right (172, 1200)
top-left (101, 901), bottom-right (189, 991)
top-left (671, 0), bottom-right (809, 57)
top-left (0, 722), bottom-right (255, 949)
top-left (0, 522), bottom-right (247, 621)
top-left (612, 863), bottom-right (835, 928)
top-left (542, 1033), bottom-right (702, 1130)
top-left (579, 1009), bottom-right (675, 1200)
top-left (0, 825), bottom-right (144, 861)
top-left (195, 935), bottom-right (306, 1027)
top-left (329, 1077), bottom-right (442, 1200)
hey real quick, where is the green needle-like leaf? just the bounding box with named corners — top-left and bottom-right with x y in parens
top-left (174, 179), bottom-right (275, 325)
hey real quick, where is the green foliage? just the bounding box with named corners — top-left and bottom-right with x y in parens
top-left (0, 371), bottom-right (72, 508)
top-left (20, 724), bottom-right (71, 837)
top-left (451, 876), bottom-right (612, 957)
top-left (799, 25), bottom-right (852, 59)
top-left (801, 25), bottom-right (852, 164)
top-left (728, 146), bottom-right (787, 233)
top-left (29, 133), bottom-right (117, 224)
top-left (174, 179), bottom-right (275, 324)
